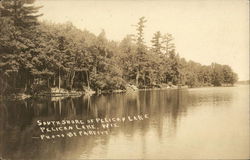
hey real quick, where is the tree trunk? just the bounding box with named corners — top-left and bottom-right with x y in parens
top-left (143, 73), bottom-right (146, 89)
top-left (136, 69), bottom-right (140, 87)
top-left (58, 67), bottom-right (61, 90)
top-left (53, 75), bottom-right (56, 86)
top-left (23, 72), bottom-right (28, 93)
top-left (85, 70), bottom-right (90, 89)
top-left (24, 83), bottom-right (27, 93)
top-left (13, 73), bottom-right (16, 90)
top-left (69, 71), bottom-right (75, 90)
top-left (47, 78), bottom-right (50, 88)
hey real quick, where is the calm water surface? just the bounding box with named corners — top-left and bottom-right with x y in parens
top-left (0, 85), bottom-right (249, 159)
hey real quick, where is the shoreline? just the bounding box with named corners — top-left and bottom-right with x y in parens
top-left (0, 84), bottom-right (240, 101)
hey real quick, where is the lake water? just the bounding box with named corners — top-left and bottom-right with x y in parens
top-left (0, 85), bottom-right (249, 159)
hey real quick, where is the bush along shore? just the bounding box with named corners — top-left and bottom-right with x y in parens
top-left (0, 1), bottom-right (238, 100)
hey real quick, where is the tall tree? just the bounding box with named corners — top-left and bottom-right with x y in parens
top-left (162, 33), bottom-right (175, 56)
top-left (151, 31), bottom-right (162, 55)
top-left (135, 16), bottom-right (147, 49)
top-left (134, 16), bottom-right (148, 87)
top-left (0, 0), bottom-right (42, 93)
top-left (0, 0), bottom-right (42, 53)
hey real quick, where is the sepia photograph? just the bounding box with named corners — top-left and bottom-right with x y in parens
top-left (0, 0), bottom-right (249, 159)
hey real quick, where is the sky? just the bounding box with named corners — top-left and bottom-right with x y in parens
top-left (36, 0), bottom-right (249, 80)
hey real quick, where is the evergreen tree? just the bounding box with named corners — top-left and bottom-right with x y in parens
top-left (135, 16), bottom-right (147, 49)
top-left (134, 17), bottom-right (148, 87)
top-left (151, 31), bottom-right (162, 55)
top-left (0, 0), bottom-right (42, 53)
top-left (0, 0), bottom-right (42, 93)
top-left (162, 33), bottom-right (175, 56)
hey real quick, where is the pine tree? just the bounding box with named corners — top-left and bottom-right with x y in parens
top-left (162, 33), bottom-right (175, 56)
top-left (151, 31), bottom-right (162, 55)
top-left (1, 0), bottom-right (42, 29)
top-left (134, 17), bottom-right (148, 87)
top-left (0, 0), bottom-right (42, 93)
top-left (135, 16), bottom-right (147, 50)
top-left (0, 0), bottom-right (42, 53)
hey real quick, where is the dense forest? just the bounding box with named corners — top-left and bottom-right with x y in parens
top-left (0, 0), bottom-right (238, 95)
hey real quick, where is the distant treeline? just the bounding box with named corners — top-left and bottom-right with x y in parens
top-left (236, 80), bottom-right (250, 85)
top-left (0, 0), bottom-right (238, 94)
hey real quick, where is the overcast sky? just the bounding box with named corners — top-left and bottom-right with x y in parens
top-left (36, 0), bottom-right (249, 80)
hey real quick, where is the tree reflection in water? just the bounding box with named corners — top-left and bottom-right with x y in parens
top-left (0, 88), bottom-right (233, 159)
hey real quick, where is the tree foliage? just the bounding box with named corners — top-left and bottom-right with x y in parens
top-left (0, 4), bottom-right (238, 95)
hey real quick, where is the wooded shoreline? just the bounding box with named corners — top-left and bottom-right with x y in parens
top-left (1, 83), bottom-right (238, 101)
top-left (0, 0), bottom-right (238, 99)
